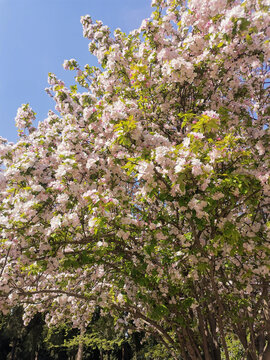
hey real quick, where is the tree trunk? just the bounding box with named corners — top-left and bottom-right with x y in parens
top-left (10, 339), bottom-right (17, 360)
top-left (207, 314), bottom-right (222, 360)
top-left (263, 343), bottom-right (270, 360)
top-left (76, 324), bottom-right (85, 360)
top-left (76, 342), bottom-right (84, 360)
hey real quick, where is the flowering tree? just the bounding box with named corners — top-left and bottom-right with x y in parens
top-left (0, 0), bottom-right (269, 358)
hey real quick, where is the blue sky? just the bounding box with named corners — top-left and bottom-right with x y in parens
top-left (0, 0), bottom-right (152, 142)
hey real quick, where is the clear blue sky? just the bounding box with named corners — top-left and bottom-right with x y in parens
top-left (0, 0), bottom-right (152, 142)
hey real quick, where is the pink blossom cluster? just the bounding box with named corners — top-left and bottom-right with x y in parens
top-left (14, 103), bottom-right (36, 132)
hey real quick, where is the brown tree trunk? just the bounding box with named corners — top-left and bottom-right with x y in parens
top-left (207, 313), bottom-right (222, 360)
top-left (10, 339), bottom-right (17, 360)
top-left (76, 324), bottom-right (85, 360)
top-left (76, 342), bottom-right (84, 360)
top-left (263, 343), bottom-right (270, 360)
top-left (197, 308), bottom-right (211, 360)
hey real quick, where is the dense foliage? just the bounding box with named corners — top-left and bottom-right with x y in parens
top-left (0, 308), bottom-right (168, 360)
top-left (0, 0), bottom-right (269, 358)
